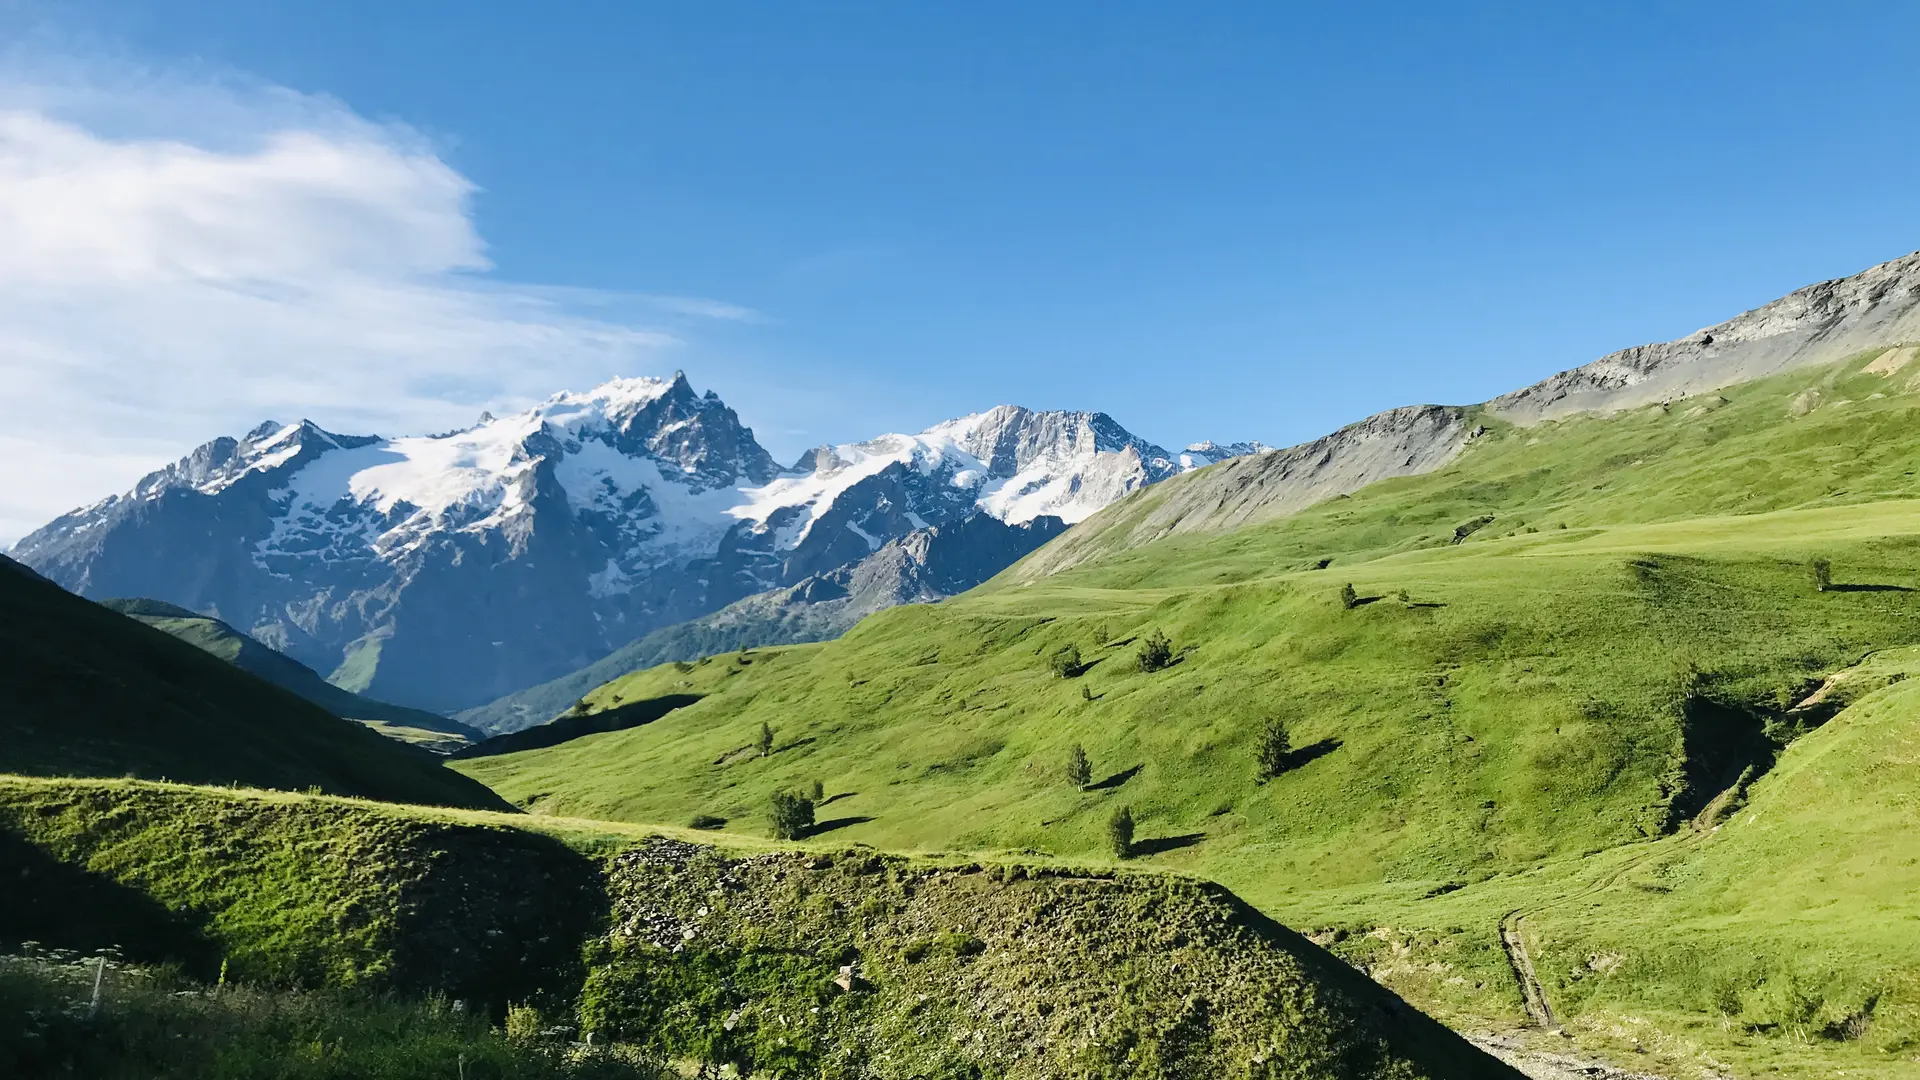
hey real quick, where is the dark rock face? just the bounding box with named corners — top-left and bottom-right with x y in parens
top-left (14, 376), bottom-right (1246, 715)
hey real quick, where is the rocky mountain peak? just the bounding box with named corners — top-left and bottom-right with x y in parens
top-left (13, 374), bottom-right (1264, 713)
top-left (930, 405), bottom-right (1177, 479)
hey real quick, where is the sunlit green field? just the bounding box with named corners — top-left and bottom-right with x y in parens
top-left (455, 349), bottom-right (1920, 1077)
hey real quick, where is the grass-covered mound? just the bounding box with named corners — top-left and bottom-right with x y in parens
top-left (0, 567), bottom-right (503, 808)
top-left (0, 778), bottom-right (1520, 1079)
top-left (0, 778), bottom-right (600, 1008)
top-left (586, 839), bottom-right (1516, 1080)
top-left (99, 598), bottom-right (481, 750)
top-left (0, 949), bottom-right (664, 1080)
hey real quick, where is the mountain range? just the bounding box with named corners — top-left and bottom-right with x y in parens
top-left (11, 380), bottom-right (1260, 715)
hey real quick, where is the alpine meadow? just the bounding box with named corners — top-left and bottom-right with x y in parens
top-left (8, 10), bottom-right (1920, 1078)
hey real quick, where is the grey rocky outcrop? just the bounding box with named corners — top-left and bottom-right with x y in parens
top-left (1014, 250), bottom-right (1920, 581)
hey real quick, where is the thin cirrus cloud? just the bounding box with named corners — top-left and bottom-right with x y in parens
top-left (0, 67), bottom-right (751, 547)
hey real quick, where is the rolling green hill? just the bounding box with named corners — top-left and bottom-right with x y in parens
top-left (454, 349), bottom-right (1920, 1077)
top-left (100, 598), bottom-right (481, 750)
top-left (0, 776), bottom-right (1520, 1079)
top-left (0, 561), bottom-right (506, 810)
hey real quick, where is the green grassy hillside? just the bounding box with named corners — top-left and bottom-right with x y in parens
top-left (101, 598), bottom-right (480, 750)
top-left (453, 349), bottom-right (1920, 1077)
top-left (1309, 645), bottom-right (1920, 1079)
top-left (0, 568), bottom-right (505, 809)
top-left (452, 647), bottom-right (814, 763)
top-left (0, 777), bottom-right (1519, 1079)
top-left (0, 778), bottom-right (598, 1004)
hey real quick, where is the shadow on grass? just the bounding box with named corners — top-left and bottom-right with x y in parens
top-left (1086, 765), bottom-right (1143, 791)
top-left (808, 816), bottom-right (875, 837)
top-left (775, 737), bottom-right (818, 754)
top-left (819, 792), bottom-right (857, 807)
top-left (1062, 656), bottom-right (1106, 678)
top-left (1279, 738), bottom-right (1342, 772)
top-left (453, 693), bottom-right (704, 759)
top-left (0, 830), bottom-right (217, 975)
top-left (1131, 832), bottom-right (1206, 856)
top-left (1826, 583), bottom-right (1914, 592)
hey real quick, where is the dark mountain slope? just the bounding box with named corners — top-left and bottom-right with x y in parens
top-left (99, 598), bottom-right (480, 747)
top-left (0, 558), bottom-right (506, 810)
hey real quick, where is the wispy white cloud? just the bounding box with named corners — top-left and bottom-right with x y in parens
top-left (0, 62), bottom-right (750, 545)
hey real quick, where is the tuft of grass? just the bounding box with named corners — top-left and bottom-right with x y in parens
top-left (0, 949), bottom-right (665, 1080)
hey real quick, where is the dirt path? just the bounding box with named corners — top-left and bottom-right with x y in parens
top-left (1498, 908), bottom-right (1559, 1030)
top-left (1485, 832), bottom-right (1727, 1080)
top-left (1467, 1032), bottom-right (1689, 1080)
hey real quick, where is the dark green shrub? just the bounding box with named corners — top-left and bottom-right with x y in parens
top-left (809, 778), bottom-right (825, 802)
top-left (1108, 806), bottom-right (1135, 859)
top-left (1256, 718), bottom-right (1292, 781)
top-left (1066, 744), bottom-right (1091, 788)
top-left (1049, 643), bottom-right (1083, 678)
top-left (769, 791), bottom-right (815, 841)
top-left (1136, 630), bottom-right (1173, 673)
top-left (1811, 558), bottom-right (1833, 592)
top-left (1339, 583), bottom-right (1359, 609)
top-left (756, 722), bottom-right (774, 758)
top-left (1452, 515), bottom-right (1494, 543)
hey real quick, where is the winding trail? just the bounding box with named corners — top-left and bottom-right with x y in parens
top-left (1494, 830), bottom-right (1710, 1033)
top-left (1498, 908), bottom-right (1558, 1030)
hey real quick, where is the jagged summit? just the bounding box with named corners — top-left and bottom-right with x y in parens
top-left (13, 376), bottom-right (1257, 713)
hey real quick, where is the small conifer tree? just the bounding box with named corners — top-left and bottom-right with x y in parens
top-left (1340, 583), bottom-right (1359, 609)
top-left (1811, 558), bottom-right (1833, 592)
top-left (770, 790), bottom-right (815, 840)
top-left (757, 722), bottom-right (775, 758)
top-left (1049, 643), bottom-right (1083, 678)
top-left (1137, 629), bottom-right (1173, 672)
top-left (1066, 743), bottom-right (1091, 788)
top-left (1257, 718), bottom-right (1293, 780)
top-left (1108, 806), bottom-right (1135, 859)
top-left (810, 778), bottom-right (825, 801)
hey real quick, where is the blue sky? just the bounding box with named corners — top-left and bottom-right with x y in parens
top-left (4, 2), bottom-right (1920, 538)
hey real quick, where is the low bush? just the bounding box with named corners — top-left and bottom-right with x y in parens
top-left (1256, 718), bottom-right (1292, 781)
top-left (1108, 806), bottom-right (1135, 859)
top-left (1136, 630), bottom-right (1173, 673)
top-left (1048, 643), bottom-right (1083, 678)
top-left (769, 790), bottom-right (816, 841)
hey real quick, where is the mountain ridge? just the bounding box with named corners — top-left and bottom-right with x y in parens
top-left (1013, 249), bottom-right (1920, 581)
top-left (13, 378), bottom-right (1254, 712)
top-left (0, 558), bottom-right (506, 809)
top-left (97, 598), bottom-right (482, 748)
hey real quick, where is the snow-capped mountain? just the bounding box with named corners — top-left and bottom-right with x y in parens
top-left (14, 373), bottom-right (1259, 713)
